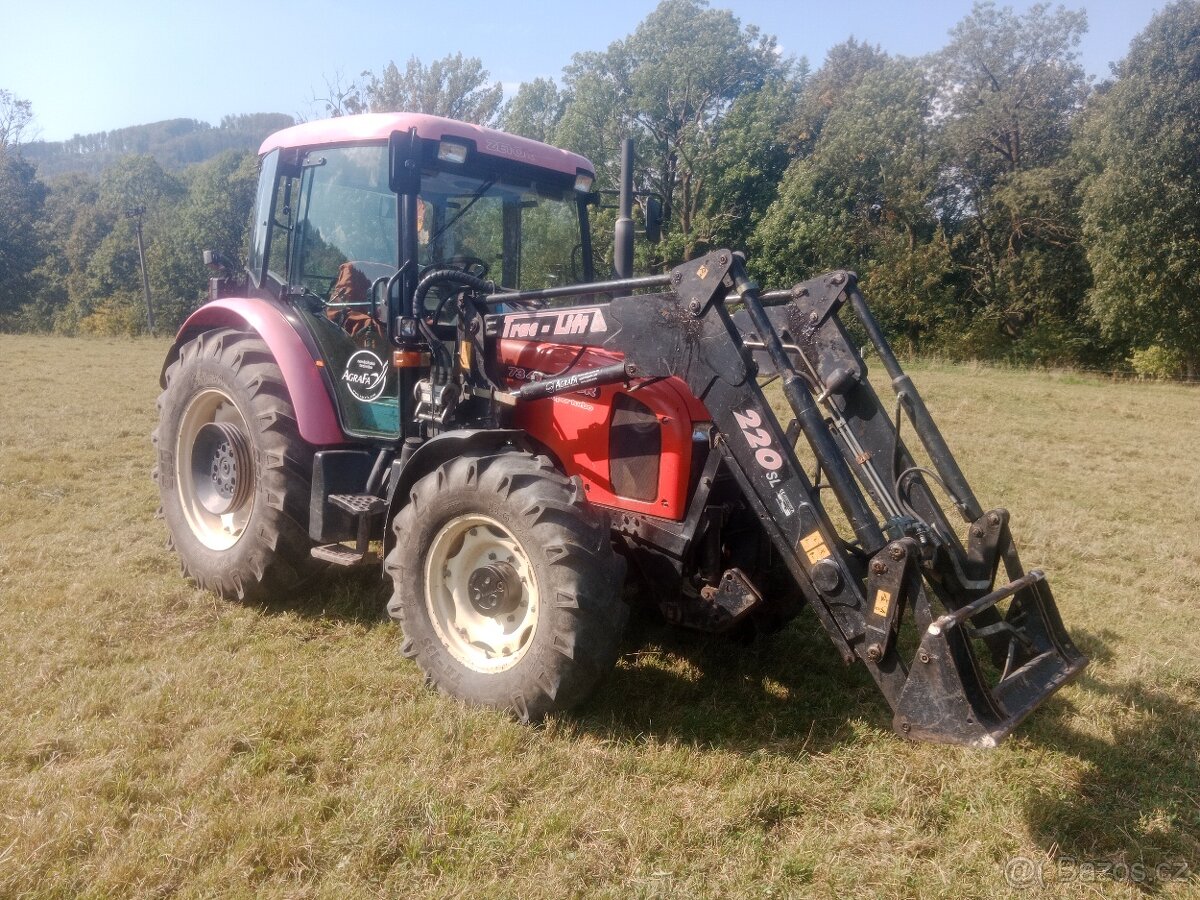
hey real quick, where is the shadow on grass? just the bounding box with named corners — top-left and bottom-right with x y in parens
top-left (1022, 628), bottom-right (1200, 893)
top-left (579, 615), bottom-right (1200, 896)
top-left (577, 608), bottom-right (888, 755)
top-left (254, 565), bottom-right (392, 627)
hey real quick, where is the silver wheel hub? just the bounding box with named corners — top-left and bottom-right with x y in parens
top-left (192, 421), bottom-right (253, 515)
top-left (175, 389), bottom-right (256, 551)
top-left (424, 514), bottom-right (539, 673)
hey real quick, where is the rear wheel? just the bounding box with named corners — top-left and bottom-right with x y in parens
top-left (153, 328), bottom-right (319, 601)
top-left (386, 451), bottom-right (627, 721)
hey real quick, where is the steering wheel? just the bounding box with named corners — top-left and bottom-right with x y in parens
top-left (444, 255), bottom-right (489, 279)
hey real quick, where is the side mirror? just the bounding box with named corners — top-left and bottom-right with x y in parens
top-left (389, 128), bottom-right (421, 195)
top-left (644, 196), bottom-right (663, 243)
top-left (203, 249), bottom-right (236, 274)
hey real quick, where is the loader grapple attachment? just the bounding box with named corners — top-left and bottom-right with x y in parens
top-left (895, 571), bottom-right (1086, 747)
top-left (732, 265), bottom-right (1088, 745)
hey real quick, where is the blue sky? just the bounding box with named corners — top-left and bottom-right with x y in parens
top-left (1, 0), bottom-right (1166, 142)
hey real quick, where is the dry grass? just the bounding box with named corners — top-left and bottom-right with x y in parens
top-left (0, 334), bottom-right (1197, 898)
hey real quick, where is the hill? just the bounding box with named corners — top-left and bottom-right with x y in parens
top-left (21, 113), bottom-right (294, 179)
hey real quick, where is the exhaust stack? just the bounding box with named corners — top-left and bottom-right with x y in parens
top-left (613, 138), bottom-right (635, 279)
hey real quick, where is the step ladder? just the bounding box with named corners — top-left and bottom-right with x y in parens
top-left (310, 493), bottom-right (386, 566)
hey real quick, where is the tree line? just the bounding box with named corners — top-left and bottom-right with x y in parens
top-left (19, 113), bottom-right (294, 180)
top-left (0, 0), bottom-right (1197, 378)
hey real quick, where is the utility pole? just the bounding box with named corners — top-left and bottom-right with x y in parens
top-left (129, 205), bottom-right (155, 335)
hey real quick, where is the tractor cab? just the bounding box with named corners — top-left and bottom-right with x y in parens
top-left (235, 114), bottom-right (598, 440)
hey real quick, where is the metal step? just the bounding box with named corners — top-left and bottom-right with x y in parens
top-left (311, 543), bottom-right (377, 567)
top-left (329, 493), bottom-right (386, 516)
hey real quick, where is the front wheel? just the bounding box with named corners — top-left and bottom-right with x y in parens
top-left (385, 451), bottom-right (627, 721)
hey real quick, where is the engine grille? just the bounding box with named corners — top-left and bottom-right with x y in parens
top-left (609, 394), bottom-right (660, 502)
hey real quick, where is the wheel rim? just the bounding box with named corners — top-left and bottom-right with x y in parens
top-left (424, 514), bottom-right (539, 673)
top-left (176, 388), bottom-right (255, 551)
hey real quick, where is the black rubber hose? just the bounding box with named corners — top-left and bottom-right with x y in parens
top-left (412, 269), bottom-right (497, 381)
top-left (413, 269), bottom-right (496, 319)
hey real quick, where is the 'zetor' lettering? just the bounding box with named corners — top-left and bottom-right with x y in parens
top-left (733, 408), bottom-right (784, 471)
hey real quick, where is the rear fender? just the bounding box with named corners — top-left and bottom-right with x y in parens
top-left (163, 298), bottom-right (347, 446)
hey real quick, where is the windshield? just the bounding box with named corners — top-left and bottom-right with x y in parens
top-left (416, 170), bottom-right (585, 289)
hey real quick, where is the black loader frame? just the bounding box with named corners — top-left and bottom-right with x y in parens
top-left (464, 251), bottom-right (1086, 747)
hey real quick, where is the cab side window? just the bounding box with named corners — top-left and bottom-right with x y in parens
top-left (293, 145), bottom-right (398, 298)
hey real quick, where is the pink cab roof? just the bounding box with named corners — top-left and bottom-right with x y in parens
top-left (259, 113), bottom-right (594, 178)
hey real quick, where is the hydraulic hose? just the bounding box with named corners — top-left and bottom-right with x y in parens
top-left (411, 268), bottom-right (499, 390)
top-left (413, 269), bottom-right (496, 318)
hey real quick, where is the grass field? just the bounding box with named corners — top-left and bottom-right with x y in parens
top-left (0, 333), bottom-right (1197, 899)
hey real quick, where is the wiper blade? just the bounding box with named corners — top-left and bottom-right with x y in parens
top-left (431, 178), bottom-right (496, 244)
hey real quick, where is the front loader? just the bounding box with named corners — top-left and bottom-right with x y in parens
top-left (155, 113), bottom-right (1085, 746)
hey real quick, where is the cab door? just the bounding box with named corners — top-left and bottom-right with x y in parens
top-left (288, 144), bottom-right (403, 440)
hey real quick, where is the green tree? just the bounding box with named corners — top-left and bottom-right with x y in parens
top-left (56, 155), bottom-right (184, 334)
top-left (37, 174), bottom-right (109, 333)
top-left (786, 38), bottom-right (889, 159)
top-left (0, 89), bottom-right (34, 150)
top-left (1079, 0), bottom-right (1200, 377)
top-left (936, 2), bottom-right (1087, 178)
top-left (22, 173), bottom-right (99, 331)
top-left (932, 1), bottom-right (1092, 355)
top-left (556, 0), bottom-right (793, 263)
top-left (753, 58), bottom-right (954, 349)
top-left (152, 150), bottom-right (259, 330)
top-left (99, 153), bottom-right (183, 213)
top-left (697, 74), bottom-right (804, 253)
top-left (501, 78), bottom-right (565, 143)
top-left (0, 148), bottom-right (47, 329)
top-left (360, 54), bottom-right (504, 125)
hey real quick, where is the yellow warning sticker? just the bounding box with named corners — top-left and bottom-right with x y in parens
top-left (800, 531), bottom-right (831, 565)
top-left (873, 589), bottom-right (892, 617)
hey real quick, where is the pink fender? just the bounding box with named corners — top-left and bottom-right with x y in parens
top-left (164, 297), bottom-right (347, 446)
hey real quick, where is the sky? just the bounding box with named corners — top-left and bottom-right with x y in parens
top-left (0, 0), bottom-right (1168, 143)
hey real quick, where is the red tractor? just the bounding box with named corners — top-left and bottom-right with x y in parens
top-left (154, 113), bottom-right (1085, 746)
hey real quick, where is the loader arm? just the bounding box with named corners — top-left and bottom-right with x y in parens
top-left (482, 251), bottom-right (1086, 747)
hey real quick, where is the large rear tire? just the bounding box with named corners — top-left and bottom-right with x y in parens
top-left (153, 327), bottom-right (319, 601)
top-left (386, 451), bottom-right (627, 721)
